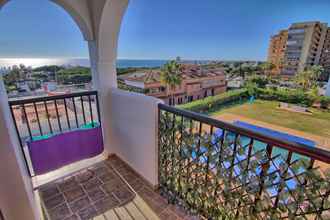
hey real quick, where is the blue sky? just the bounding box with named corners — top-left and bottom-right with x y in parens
top-left (1, 0), bottom-right (330, 60)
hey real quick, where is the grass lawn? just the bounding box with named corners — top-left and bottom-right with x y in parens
top-left (211, 100), bottom-right (330, 138)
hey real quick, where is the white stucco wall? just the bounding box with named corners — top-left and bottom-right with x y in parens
top-left (108, 89), bottom-right (163, 186)
top-left (0, 78), bottom-right (39, 220)
top-left (0, 1), bottom-right (127, 219)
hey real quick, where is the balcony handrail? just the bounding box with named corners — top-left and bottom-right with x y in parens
top-left (9, 90), bottom-right (101, 177)
top-left (9, 90), bottom-right (98, 106)
top-left (158, 103), bottom-right (330, 163)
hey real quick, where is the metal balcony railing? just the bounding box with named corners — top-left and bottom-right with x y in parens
top-left (158, 103), bottom-right (330, 219)
top-left (9, 90), bottom-right (101, 177)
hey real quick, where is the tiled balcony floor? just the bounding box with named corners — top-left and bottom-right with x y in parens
top-left (39, 156), bottom-right (198, 220)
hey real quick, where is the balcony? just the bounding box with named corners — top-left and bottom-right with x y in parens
top-left (7, 90), bottom-right (196, 219)
top-left (4, 89), bottom-right (330, 220)
top-left (1, 1), bottom-right (330, 219)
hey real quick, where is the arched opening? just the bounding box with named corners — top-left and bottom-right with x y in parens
top-left (0, 0), bottom-right (104, 181)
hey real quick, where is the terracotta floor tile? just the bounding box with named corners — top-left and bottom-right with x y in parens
top-left (128, 179), bottom-right (144, 191)
top-left (58, 177), bottom-right (78, 192)
top-left (75, 170), bottom-right (95, 183)
top-left (98, 170), bottom-right (117, 183)
top-left (69, 196), bottom-right (91, 213)
top-left (63, 214), bottom-right (79, 220)
top-left (40, 156), bottom-right (195, 220)
top-left (44, 194), bottom-right (66, 210)
top-left (93, 195), bottom-right (119, 213)
top-left (39, 183), bottom-right (60, 200)
top-left (86, 187), bottom-right (107, 202)
top-left (159, 209), bottom-right (180, 220)
top-left (63, 186), bottom-right (85, 203)
top-left (111, 186), bottom-right (135, 205)
top-left (77, 205), bottom-right (98, 220)
top-left (82, 177), bottom-right (102, 191)
top-left (48, 203), bottom-right (72, 220)
top-left (91, 165), bottom-right (110, 176)
top-left (101, 179), bottom-right (125, 194)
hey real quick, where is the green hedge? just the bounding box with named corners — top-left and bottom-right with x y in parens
top-left (320, 96), bottom-right (330, 108)
top-left (179, 89), bottom-right (249, 112)
top-left (256, 88), bottom-right (314, 106)
top-left (255, 87), bottom-right (330, 108)
top-left (179, 87), bottom-right (330, 113)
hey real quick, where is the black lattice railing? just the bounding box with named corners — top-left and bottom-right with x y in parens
top-left (9, 91), bottom-right (101, 177)
top-left (158, 103), bottom-right (330, 219)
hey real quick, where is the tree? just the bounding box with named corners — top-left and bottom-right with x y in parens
top-left (259, 62), bottom-right (275, 76)
top-left (247, 75), bottom-right (269, 88)
top-left (57, 66), bottom-right (91, 84)
top-left (295, 65), bottom-right (323, 91)
top-left (3, 66), bottom-right (20, 86)
top-left (160, 60), bottom-right (182, 105)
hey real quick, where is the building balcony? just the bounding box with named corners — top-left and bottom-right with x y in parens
top-left (3, 89), bottom-right (330, 220)
top-left (0, 1), bottom-right (330, 219)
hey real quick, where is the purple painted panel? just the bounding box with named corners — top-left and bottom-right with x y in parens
top-left (27, 127), bottom-right (104, 175)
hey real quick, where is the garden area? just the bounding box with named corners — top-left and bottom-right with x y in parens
top-left (211, 99), bottom-right (330, 139)
top-left (179, 87), bottom-right (330, 146)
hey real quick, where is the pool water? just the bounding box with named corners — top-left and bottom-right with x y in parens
top-left (187, 122), bottom-right (313, 196)
top-left (233, 121), bottom-right (315, 148)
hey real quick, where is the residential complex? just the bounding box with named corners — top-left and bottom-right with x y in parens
top-left (268, 21), bottom-right (330, 78)
top-left (119, 64), bottom-right (227, 105)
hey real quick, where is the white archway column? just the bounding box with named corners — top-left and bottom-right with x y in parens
top-left (0, 78), bottom-right (39, 220)
top-left (87, 0), bottom-right (128, 154)
top-left (88, 40), bottom-right (100, 89)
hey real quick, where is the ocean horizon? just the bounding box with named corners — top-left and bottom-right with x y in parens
top-left (0, 58), bottom-right (211, 69)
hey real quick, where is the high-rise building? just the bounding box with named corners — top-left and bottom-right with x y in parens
top-left (282, 21), bottom-right (327, 77)
top-left (320, 28), bottom-right (330, 80)
top-left (267, 30), bottom-right (288, 76)
top-left (267, 21), bottom-right (330, 78)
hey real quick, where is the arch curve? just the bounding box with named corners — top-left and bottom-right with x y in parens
top-left (0, 0), bottom-right (94, 41)
top-left (98, 0), bottom-right (128, 61)
top-left (51, 0), bottom-right (94, 41)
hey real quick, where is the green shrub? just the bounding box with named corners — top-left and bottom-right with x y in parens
top-left (256, 88), bottom-right (314, 106)
top-left (179, 89), bottom-right (249, 112)
top-left (320, 96), bottom-right (330, 109)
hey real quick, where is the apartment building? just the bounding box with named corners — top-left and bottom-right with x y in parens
top-left (283, 22), bottom-right (327, 77)
top-left (268, 21), bottom-right (330, 78)
top-left (268, 30), bottom-right (288, 76)
top-left (320, 27), bottom-right (330, 80)
top-left (119, 64), bottom-right (227, 105)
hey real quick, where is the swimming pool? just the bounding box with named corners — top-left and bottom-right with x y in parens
top-left (233, 121), bottom-right (315, 148)
top-left (188, 121), bottom-right (313, 194)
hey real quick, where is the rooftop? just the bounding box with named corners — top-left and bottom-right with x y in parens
top-left (120, 64), bottom-right (225, 84)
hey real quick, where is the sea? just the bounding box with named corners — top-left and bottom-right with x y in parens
top-left (0, 58), bottom-right (210, 69)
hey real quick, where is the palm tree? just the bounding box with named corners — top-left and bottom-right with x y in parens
top-left (295, 65), bottom-right (324, 91)
top-left (160, 60), bottom-right (182, 105)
